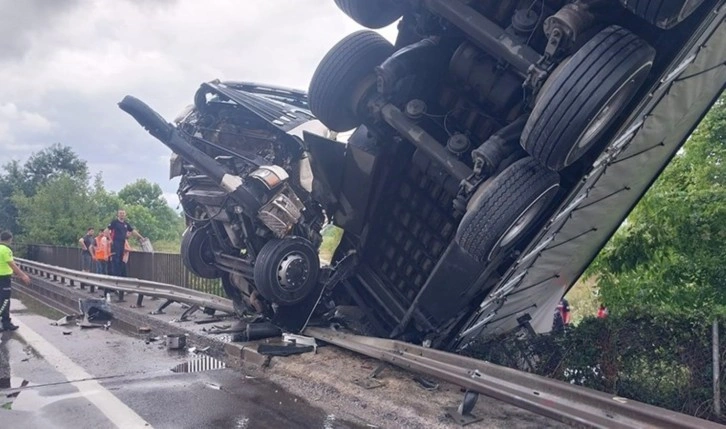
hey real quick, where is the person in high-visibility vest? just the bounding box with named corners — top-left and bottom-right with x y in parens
top-left (94, 228), bottom-right (110, 275)
top-left (0, 231), bottom-right (31, 331)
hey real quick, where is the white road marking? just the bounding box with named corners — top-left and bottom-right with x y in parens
top-left (13, 316), bottom-right (152, 429)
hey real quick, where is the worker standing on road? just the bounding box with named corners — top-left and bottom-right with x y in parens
top-left (0, 231), bottom-right (31, 332)
top-left (108, 209), bottom-right (144, 277)
top-left (94, 228), bottom-right (110, 275)
top-left (79, 227), bottom-right (95, 273)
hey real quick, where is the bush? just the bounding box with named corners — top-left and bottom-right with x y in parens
top-left (464, 308), bottom-right (726, 422)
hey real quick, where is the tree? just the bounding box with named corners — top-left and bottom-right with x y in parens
top-left (20, 143), bottom-right (88, 196)
top-left (117, 179), bottom-right (184, 242)
top-left (90, 173), bottom-right (123, 224)
top-left (0, 144), bottom-right (87, 235)
top-left (0, 160), bottom-right (24, 233)
top-left (118, 179), bottom-right (169, 214)
top-left (13, 174), bottom-right (98, 245)
top-left (591, 93), bottom-right (726, 314)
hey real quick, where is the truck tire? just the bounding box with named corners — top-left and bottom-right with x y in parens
top-left (181, 227), bottom-right (220, 279)
top-left (456, 157), bottom-right (560, 262)
top-left (253, 237), bottom-right (320, 306)
top-left (619, 0), bottom-right (706, 29)
top-left (521, 26), bottom-right (655, 171)
top-left (309, 30), bottom-right (394, 132)
top-left (334, 0), bottom-right (403, 29)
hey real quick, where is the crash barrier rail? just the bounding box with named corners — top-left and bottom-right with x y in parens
top-left (305, 327), bottom-right (724, 429)
top-left (13, 256), bottom-right (723, 427)
top-left (23, 244), bottom-right (224, 297)
top-left (15, 257), bottom-right (234, 314)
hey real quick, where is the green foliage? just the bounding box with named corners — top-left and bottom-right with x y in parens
top-left (0, 144), bottom-right (88, 234)
top-left (466, 308), bottom-right (726, 421)
top-left (1, 145), bottom-right (183, 249)
top-left (13, 174), bottom-right (98, 245)
top-left (118, 179), bottom-right (169, 214)
top-left (117, 179), bottom-right (184, 243)
top-left (590, 93), bottom-right (726, 315)
top-left (21, 143), bottom-right (88, 195)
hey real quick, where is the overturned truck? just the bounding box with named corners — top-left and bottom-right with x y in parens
top-left (120, 0), bottom-right (724, 349)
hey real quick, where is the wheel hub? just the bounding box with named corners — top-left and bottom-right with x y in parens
top-left (277, 253), bottom-right (309, 290)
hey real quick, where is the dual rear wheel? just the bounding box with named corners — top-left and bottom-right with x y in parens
top-left (313, 1), bottom-right (685, 261)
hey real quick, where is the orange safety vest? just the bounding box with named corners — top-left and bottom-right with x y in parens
top-left (94, 236), bottom-right (108, 261)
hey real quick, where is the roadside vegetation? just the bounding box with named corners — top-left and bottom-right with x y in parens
top-left (0, 144), bottom-right (185, 250)
top-left (570, 92), bottom-right (725, 321)
top-left (472, 93), bottom-right (726, 421)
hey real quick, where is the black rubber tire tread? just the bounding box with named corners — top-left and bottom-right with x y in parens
top-left (181, 227), bottom-right (220, 279)
top-left (334, 0), bottom-right (403, 29)
top-left (619, 0), bottom-right (706, 29)
top-left (456, 157), bottom-right (559, 262)
top-left (309, 30), bottom-right (394, 132)
top-left (521, 25), bottom-right (655, 171)
top-left (253, 237), bottom-right (320, 306)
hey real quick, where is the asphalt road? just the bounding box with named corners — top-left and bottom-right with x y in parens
top-left (0, 297), bottom-right (367, 429)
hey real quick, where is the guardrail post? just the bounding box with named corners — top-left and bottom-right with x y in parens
top-left (118, 291), bottom-right (125, 302)
top-left (136, 294), bottom-right (144, 307)
top-left (714, 319), bottom-right (721, 417)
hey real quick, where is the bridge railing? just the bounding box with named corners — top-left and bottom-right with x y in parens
top-left (22, 244), bottom-right (224, 297)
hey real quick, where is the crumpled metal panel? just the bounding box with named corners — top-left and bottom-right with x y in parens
top-left (456, 4), bottom-right (726, 349)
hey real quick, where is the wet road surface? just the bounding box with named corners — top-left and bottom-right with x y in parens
top-left (0, 297), bottom-right (368, 429)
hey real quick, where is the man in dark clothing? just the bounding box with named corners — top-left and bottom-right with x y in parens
top-left (1, 231), bottom-right (31, 331)
top-left (108, 209), bottom-right (144, 277)
top-left (79, 227), bottom-right (95, 272)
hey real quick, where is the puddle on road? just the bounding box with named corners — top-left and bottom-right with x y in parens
top-left (171, 355), bottom-right (226, 373)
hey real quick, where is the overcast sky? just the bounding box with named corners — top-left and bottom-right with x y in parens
top-left (0, 0), bottom-right (397, 208)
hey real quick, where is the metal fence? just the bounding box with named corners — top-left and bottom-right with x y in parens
top-left (23, 244), bottom-right (224, 297)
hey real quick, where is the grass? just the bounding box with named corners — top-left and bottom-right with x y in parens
top-left (149, 240), bottom-right (181, 254)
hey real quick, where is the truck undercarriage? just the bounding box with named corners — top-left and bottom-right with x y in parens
top-left (119, 0), bottom-right (724, 349)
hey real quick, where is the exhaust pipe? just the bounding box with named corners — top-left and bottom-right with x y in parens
top-left (118, 96), bottom-right (262, 213)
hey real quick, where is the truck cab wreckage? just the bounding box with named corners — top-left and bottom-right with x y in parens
top-left (119, 0), bottom-right (725, 349)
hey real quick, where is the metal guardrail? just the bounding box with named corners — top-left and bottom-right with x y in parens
top-left (306, 328), bottom-right (725, 429)
top-left (16, 258), bottom-right (234, 314)
top-left (15, 257), bottom-right (724, 428)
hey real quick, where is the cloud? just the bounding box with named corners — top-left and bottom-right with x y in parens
top-left (0, 0), bottom-right (398, 207)
top-left (0, 0), bottom-right (80, 62)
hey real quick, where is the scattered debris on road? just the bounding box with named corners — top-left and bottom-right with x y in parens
top-left (51, 314), bottom-right (82, 326)
top-left (166, 334), bottom-right (187, 350)
top-left (283, 333), bottom-right (317, 353)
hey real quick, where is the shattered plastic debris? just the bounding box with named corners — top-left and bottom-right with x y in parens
top-left (283, 333), bottom-right (317, 353)
top-left (51, 314), bottom-right (82, 326)
top-left (78, 298), bottom-right (113, 322)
